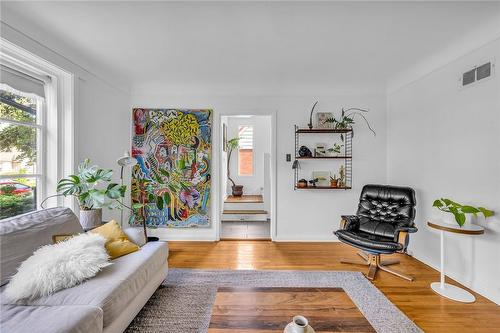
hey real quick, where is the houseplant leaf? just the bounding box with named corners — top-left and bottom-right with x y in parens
top-left (478, 207), bottom-right (494, 218)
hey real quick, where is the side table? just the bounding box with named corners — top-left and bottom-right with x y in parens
top-left (427, 220), bottom-right (484, 303)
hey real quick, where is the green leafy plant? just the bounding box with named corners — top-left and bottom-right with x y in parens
top-left (57, 159), bottom-right (126, 210)
top-left (326, 107), bottom-right (376, 141)
top-left (226, 137), bottom-right (240, 187)
top-left (433, 198), bottom-right (494, 227)
top-left (327, 142), bottom-right (343, 155)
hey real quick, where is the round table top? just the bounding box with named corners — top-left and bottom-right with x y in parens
top-left (427, 220), bottom-right (484, 235)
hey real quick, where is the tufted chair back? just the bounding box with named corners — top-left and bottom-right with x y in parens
top-left (356, 184), bottom-right (416, 238)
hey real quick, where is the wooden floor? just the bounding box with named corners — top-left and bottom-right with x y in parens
top-left (168, 241), bottom-right (500, 333)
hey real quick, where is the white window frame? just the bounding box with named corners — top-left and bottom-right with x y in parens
top-left (1, 38), bottom-right (75, 211)
top-left (237, 125), bottom-right (254, 177)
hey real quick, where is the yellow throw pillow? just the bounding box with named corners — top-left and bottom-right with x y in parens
top-left (90, 220), bottom-right (139, 259)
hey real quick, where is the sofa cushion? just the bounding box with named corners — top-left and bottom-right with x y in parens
top-left (0, 304), bottom-right (103, 333)
top-left (90, 220), bottom-right (139, 259)
top-left (0, 208), bottom-right (83, 286)
top-left (1, 241), bottom-right (168, 328)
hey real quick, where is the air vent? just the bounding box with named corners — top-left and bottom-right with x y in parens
top-left (476, 62), bottom-right (491, 81)
top-left (462, 69), bottom-right (475, 86)
top-left (460, 60), bottom-right (495, 88)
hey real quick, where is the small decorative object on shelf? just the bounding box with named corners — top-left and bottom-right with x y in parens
top-left (314, 144), bottom-right (327, 157)
top-left (330, 175), bottom-right (338, 188)
top-left (298, 145), bottom-right (313, 157)
top-left (297, 179), bottom-right (308, 188)
top-left (327, 142), bottom-right (344, 157)
top-left (308, 178), bottom-right (319, 187)
top-left (294, 125), bottom-right (352, 190)
top-left (307, 101), bottom-right (318, 130)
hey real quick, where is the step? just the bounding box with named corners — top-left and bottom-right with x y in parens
top-left (224, 195), bottom-right (263, 203)
top-left (223, 209), bottom-right (268, 215)
top-left (223, 202), bottom-right (265, 211)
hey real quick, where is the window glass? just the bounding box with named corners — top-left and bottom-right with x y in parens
top-left (0, 89), bottom-right (41, 219)
top-left (0, 177), bottom-right (37, 219)
top-left (0, 90), bottom-right (37, 123)
top-left (238, 125), bottom-right (253, 176)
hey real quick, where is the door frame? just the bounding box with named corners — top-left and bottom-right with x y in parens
top-left (216, 109), bottom-right (277, 241)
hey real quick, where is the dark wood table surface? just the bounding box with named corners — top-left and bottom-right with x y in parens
top-left (208, 287), bottom-right (375, 333)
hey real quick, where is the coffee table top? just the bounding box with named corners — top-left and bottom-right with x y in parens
top-left (208, 287), bottom-right (375, 333)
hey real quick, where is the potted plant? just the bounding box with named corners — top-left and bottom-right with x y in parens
top-left (226, 137), bottom-right (243, 196)
top-left (330, 175), bottom-right (338, 188)
top-left (432, 198), bottom-right (494, 227)
top-left (57, 159), bottom-right (126, 229)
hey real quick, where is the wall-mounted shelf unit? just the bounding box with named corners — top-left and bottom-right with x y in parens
top-left (294, 125), bottom-right (352, 190)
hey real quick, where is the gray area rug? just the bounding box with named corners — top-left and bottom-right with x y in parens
top-left (126, 269), bottom-right (423, 333)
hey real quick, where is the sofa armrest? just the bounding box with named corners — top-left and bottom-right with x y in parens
top-left (339, 215), bottom-right (360, 231)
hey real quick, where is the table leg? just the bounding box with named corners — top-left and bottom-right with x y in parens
top-left (430, 229), bottom-right (476, 303)
top-left (440, 230), bottom-right (445, 288)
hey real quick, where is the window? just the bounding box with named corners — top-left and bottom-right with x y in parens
top-left (1, 39), bottom-right (75, 220)
top-left (0, 85), bottom-right (43, 219)
top-left (238, 125), bottom-right (253, 176)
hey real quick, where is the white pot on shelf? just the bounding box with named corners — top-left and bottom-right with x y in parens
top-left (79, 208), bottom-right (102, 229)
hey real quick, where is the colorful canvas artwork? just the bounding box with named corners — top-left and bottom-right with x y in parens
top-left (131, 108), bottom-right (212, 228)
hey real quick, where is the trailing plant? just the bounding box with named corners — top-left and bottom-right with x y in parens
top-left (326, 107), bottom-right (376, 140)
top-left (226, 137), bottom-right (240, 187)
top-left (327, 142), bottom-right (343, 155)
top-left (57, 159), bottom-right (126, 210)
top-left (432, 198), bottom-right (494, 227)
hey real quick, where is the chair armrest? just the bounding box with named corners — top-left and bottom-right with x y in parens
top-left (339, 215), bottom-right (360, 231)
top-left (394, 224), bottom-right (418, 252)
top-left (395, 226), bottom-right (418, 233)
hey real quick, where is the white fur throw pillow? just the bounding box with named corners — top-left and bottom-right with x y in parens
top-left (4, 233), bottom-right (111, 301)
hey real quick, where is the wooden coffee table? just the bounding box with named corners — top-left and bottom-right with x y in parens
top-left (208, 287), bottom-right (375, 332)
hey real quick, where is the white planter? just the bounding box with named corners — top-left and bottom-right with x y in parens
top-left (79, 208), bottom-right (102, 230)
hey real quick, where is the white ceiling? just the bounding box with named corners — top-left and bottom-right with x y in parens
top-left (1, 1), bottom-right (500, 94)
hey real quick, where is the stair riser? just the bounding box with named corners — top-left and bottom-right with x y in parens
top-left (221, 214), bottom-right (268, 222)
top-left (223, 202), bottom-right (265, 211)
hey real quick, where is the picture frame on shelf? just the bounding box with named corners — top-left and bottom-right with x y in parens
top-left (316, 112), bottom-right (334, 129)
top-left (312, 171), bottom-right (330, 187)
top-left (314, 143), bottom-right (327, 157)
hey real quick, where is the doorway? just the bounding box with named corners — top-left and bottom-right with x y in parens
top-left (219, 113), bottom-right (275, 240)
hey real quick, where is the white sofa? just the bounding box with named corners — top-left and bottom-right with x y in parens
top-left (0, 207), bottom-right (168, 333)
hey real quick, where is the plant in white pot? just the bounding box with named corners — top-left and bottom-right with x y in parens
top-left (57, 159), bottom-right (126, 229)
top-left (432, 198), bottom-right (494, 227)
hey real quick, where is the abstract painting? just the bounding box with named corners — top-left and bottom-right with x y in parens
top-left (131, 108), bottom-right (212, 228)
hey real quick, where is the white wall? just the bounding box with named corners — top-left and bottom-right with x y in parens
top-left (227, 115), bottom-right (271, 195)
top-left (387, 38), bottom-right (500, 304)
top-left (131, 93), bottom-right (387, 241)
top-left (1, 22), bottom-right (131, 223)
